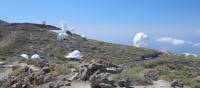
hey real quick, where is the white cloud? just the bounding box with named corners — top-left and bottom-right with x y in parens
top-left (193, 43), bottom-right (200, 47)
top-left (156, 37), bottom-right (187, 45)
top-left (156, 37), bottom-right (173, 42)
top-left (182, 53), bottom-right (198, 57)
top-left (172, 39), bottom-right (186, 45)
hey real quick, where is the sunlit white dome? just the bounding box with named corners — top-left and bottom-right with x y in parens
top-left (65, 50), bottom-right (83, 60)
top-left (183, 53), bottom-right (198, 57)
top-left (81, 35), bottom-right (86, 38)
top-left (133, 32), bottom-right (148, 47)
top-left (57, 32), bottom-right (68, 40)
top-left (31, 54), bottom-right (40, 59)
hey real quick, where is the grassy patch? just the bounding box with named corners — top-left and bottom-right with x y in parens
top-left (54, 63), bottom-right (77, 75)
top-left (111, 65), bottom-right (153, 85)
top-left (143, 54), bottom-right (200, 87)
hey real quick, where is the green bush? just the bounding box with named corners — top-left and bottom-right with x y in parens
top-left (190, 76), bottom-right (200, 88)
top-left (54, 64), bottom-right (72, 75)
top-left (144, 69), bottom-right (159, 81)
top-left (111, 66), bottom-right (153, 85)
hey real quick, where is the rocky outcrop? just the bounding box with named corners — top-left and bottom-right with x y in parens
top-left (7, 62), bottom-right (57, 88)
top-left (4, 59), bottom-right (132, 88)
top-left (67, 60), bottom-right (130, 88)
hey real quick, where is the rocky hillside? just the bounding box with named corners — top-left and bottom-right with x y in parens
top-left (0, 20), bottom-right (161, 65)
top-left (0, 20), bottom-right (200, 88)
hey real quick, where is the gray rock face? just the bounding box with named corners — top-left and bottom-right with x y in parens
top-left (76, 60), bottom-right (123, 81)
top-left (67, 60), bottom-right (126, 88)
top-left (90, 73), bottom-right (116, 88)
top-left (7, 62), bottom-right (56, 88)
top-left (5, 60), bottom-right (130, 88)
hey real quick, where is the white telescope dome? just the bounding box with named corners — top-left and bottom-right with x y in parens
top-left (57, 32), bottom-right (68, 40)
top-left (81, 35), bottom-right (86, 38)
top-left (31, 54), bottom-right (40, 59)
top-left (65, 50), bottom-right (83, 60)
top-left (133, 32), bottom-right (148, 47)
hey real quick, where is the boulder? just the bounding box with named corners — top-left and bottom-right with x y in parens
top-left (90, 73), bottom-right (117, 88)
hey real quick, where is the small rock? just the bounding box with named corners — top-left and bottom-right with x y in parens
top-left (65, 82), bottom-right (71, 86)
top-left (57, 81), bottom-right (65, 87)
top-left (42, 67), bottom-right (51, 73)
top-left (118, 78), bottom-right (132, 88)
top-left (171, 79), bottom-right (184, 88)
top-left (49, 82), bottom-right (55, 88)
top-left (90, 46), bottom-right (97, 50)
top-left (62, 77), bottom-right (67, 81)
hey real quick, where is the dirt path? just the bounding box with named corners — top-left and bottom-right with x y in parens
top-left (38, 81), bottom-right (91, 88)
top-left (65, 80), bottom-right (172, 88)
top-left (0, 68), bottom-right (12, 81)
top-left (134, 80), bottom-right (171, 88)
top-left (65, 81), bottom-right (91, 88)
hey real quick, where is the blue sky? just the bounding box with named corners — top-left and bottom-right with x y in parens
top-left (0, 0), bottom-right (200, 54)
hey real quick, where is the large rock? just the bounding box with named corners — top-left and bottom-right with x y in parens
top-left (76, 60), bottom-right (123, 81)
top-left (64, 60), bottom-right (125, 88)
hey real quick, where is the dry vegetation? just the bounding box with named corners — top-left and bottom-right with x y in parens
top-left (0, 21), bottom-right (200, 87)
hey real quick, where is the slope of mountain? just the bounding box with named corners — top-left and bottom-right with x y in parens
top-left (0, 20), bottom-right (200, 87)
top-left (0, 21), bottom-right (161, 65)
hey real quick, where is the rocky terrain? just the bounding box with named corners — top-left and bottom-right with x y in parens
top-left (0, 20), bottom-right (200, 88)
